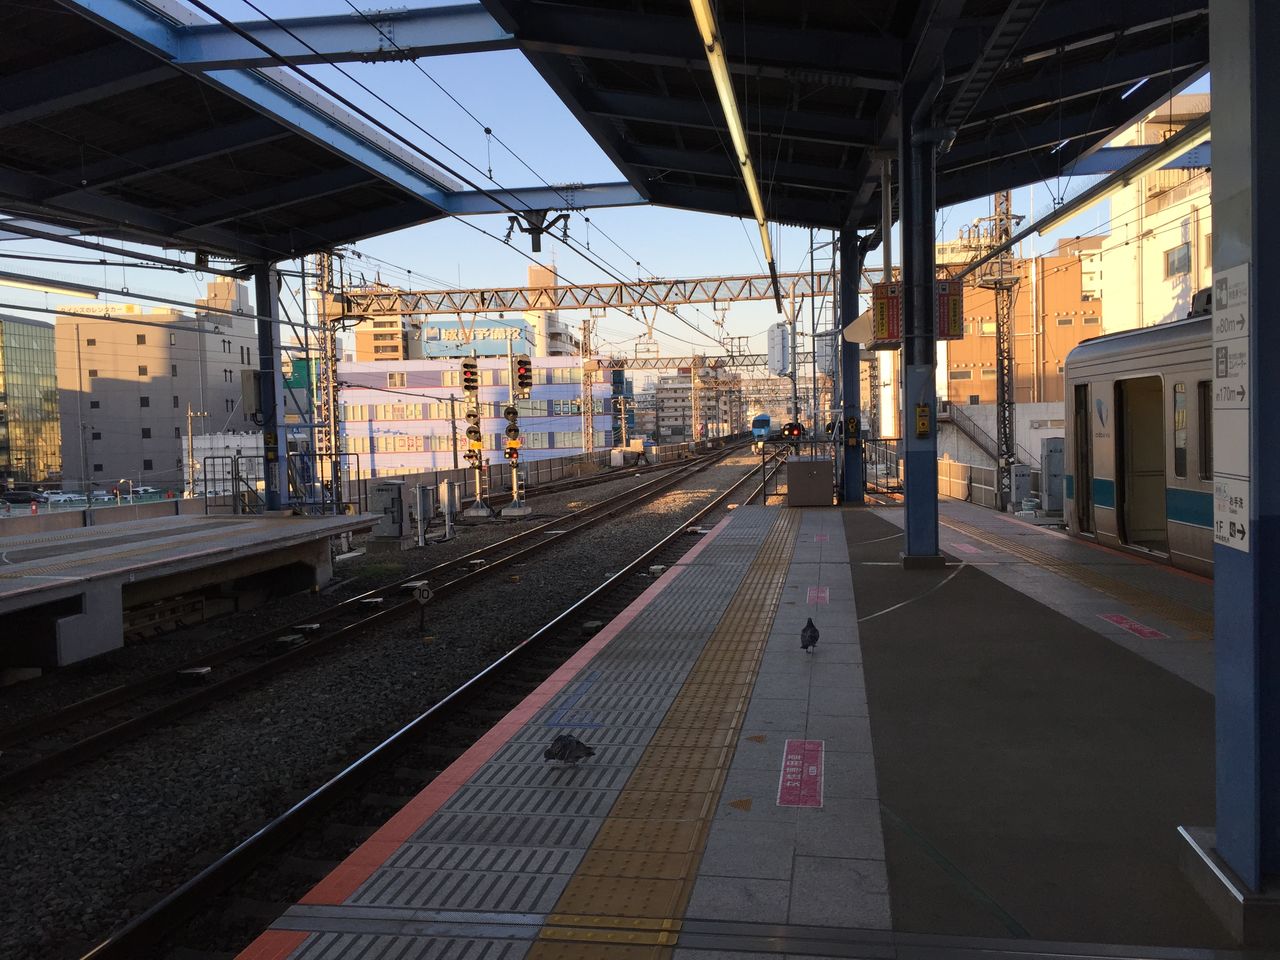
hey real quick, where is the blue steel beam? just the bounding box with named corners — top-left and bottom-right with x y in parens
top-left (0, 43), bottom-right (171, 128)
top-left (174, 5), bottom-right (514, 70)
top-left (1064, 143), bottom-right (1211, 176)
top-left (56, 0), bottom-right (458, 211)
top-left (443, 182), bottom-right (645, 215)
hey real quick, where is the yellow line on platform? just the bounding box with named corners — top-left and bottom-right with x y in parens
top-left (531, 510), bottom-right (798, 959)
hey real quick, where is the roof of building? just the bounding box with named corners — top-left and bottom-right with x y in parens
top-left (0, 312), bottom-right (55, 330)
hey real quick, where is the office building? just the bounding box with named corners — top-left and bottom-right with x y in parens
top-left (56, 280), bottom-right (259, 491)
top-left (0, 315), bottom-right (60, 485)
top-left (337, 355), bottom-right (615, 476)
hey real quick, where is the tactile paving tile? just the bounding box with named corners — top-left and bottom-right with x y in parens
top-left (440, 784), bottom-right (619, 817)
top-left (413, 812), bottom-right (600, 848)
top-left (530, 510), bottom-right (800, 957)
top-left (287, 931), bottom-right (531, 959)
top-left (470, 762), bottom-right (634, 791)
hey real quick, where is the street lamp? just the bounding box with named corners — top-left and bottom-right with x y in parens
top-left (117, 478), bottom-right (133, 504)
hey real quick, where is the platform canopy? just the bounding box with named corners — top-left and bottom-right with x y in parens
top-left (0, 0), bottom-right (1207, 262)
top-left (483, 0), bottom-right (1209, 230)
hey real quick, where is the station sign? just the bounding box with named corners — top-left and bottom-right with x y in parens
top-left (870, 280), bottom-right (965, 348)
top-left (1212, 262), bottom-right (1252, 552)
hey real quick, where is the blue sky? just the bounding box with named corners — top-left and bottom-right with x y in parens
top-left (0, 1), bottom-right (1209, 359)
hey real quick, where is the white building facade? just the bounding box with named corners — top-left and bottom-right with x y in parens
top-left (337, 355), bottom-right (614, 476)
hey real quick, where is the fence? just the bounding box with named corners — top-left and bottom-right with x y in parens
top-left (936, 457), bottom-right (1042, 509)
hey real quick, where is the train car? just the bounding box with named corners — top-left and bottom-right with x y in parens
top-left (750, 413), bottom-right (772, 441)
top-left (1063, 312), bottom-right (1213, 576)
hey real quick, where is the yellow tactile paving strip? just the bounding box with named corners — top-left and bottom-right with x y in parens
top-left (529, 510), bottom-right (799, 959)
top-left (939, 515), bottom-right (1212, 640)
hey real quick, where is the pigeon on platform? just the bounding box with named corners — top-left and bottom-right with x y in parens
top-left (800, 618), bottom-right (819, 654)
top-left (544, 734), bottom-right (595, 764)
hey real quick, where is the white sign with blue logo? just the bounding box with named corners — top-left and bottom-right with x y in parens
top-left (1212, 262), bottom-right (1251, 552)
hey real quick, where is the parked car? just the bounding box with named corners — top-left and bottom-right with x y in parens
top-left (89, 490), bottom-right (115, 502)
top-left (1, 490), bottom-right (44, 504)
top-left (133, 486), bottom-right (160, 496)
top-left (44, 492), bottom-right (87, 504)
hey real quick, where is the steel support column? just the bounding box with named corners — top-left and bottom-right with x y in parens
top-left (899, 81), bottom-right (942, 565)
top-left (840, 228), bottom-right (864, 504)
top-left (254, 265), bottom-right (289, 511)
top-left (1180, 2), bottom-right (1280, 942)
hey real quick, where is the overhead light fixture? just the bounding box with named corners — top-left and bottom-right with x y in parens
top-left (0, 276), bottom-right (99, 299)
top-left (688, 0), bottom-right (776, 274)
top-left (1120, 78), bottom-right (1149, 100)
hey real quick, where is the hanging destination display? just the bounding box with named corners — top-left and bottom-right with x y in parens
top-left (870, 280), bottom-right (966, 347)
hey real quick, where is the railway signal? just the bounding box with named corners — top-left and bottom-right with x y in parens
top-left (465, 411), bottom-right (482, 445)
top-left (503, 444), bottom-right (520, 461)
top-left (505, 422), bottom-right (520, 441)
top-left (461, 356), bottom-right (479, 395)
top-left (515, 355), bottom-right (533, 398)
top-left (781, 421), bottom-right (805, 440)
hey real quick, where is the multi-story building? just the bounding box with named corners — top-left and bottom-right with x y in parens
top-left (55, 280), bottom-right (259, 491)
top-left (653, 371), bottom-right (742, 442)
top-left (1098, 94), bottom-right (1211, 328)
top-left (945, 249), bottom-right (1103, 405)
top-left (337, 355), bottom-right (616, 476)
top-left (0, 314), bottom-right (59, 485)
top-left (523, 264), bottom-right (581, 357)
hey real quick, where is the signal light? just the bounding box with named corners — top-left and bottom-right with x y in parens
top-left (466, 424), bottom-right (482, 443)
top-left (461, 357), bottom-right (479, 394)
top-left (503, 404), bottom-right (519, 423)
top-left (464, 449), bottom-right (480, 466)
top-left (515, 355), bottom-right (533, 399)
top-left (505, 422), bottom-right (520, 440)
top-left (503, 446), bottom-right (519, 461)
top-left (781, 421), bottom-right (805, 439)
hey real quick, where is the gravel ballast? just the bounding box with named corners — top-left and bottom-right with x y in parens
top-left (0, 451), bottom-right (764, 960)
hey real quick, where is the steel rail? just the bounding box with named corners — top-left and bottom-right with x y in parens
top-left (80, 453), bottom-right (785, 960)
top-left (0, 444), bottom-right (748, 792)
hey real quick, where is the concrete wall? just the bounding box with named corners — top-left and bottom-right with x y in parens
top-left (0, 496), bottom-right (204, 536)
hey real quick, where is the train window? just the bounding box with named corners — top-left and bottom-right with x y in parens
top-left (1173, 383), bottom-right (1188, 478)
top-left (1165, 243), bottom-right (1191, 277)
top-left (1198, 381), bottom-right (1213, 479)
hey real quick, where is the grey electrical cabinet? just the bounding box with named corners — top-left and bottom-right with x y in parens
top-left (787, 457), bottom-right (834, 507)
top-left (1041, 437), bottom-right (1065, 514)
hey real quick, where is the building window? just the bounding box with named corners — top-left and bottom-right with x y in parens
top-left (1056, 316), bottom-right (1074, 326)
top-left (225, 398), bottom-right (233, 412)
top-left (143, 459), bottom-right (153, 471)
top-left (949, 370), bottom-right (973, 380)
top-left (170, 364), bottom-right (178, 377)
top-left (174, 426), bottom-right (181, 438)
top-left (1165, 242), bottom-right (1191, 277)
top-left (138, 365), bottom-right (148, 376)
top-left (87, 369), bottom-right (98, 378)
top-left (169, 333), bottom-right (176, 346)
top-left (1203, 232), bottom-right (1212, 270)
top-left (91, 431), bottom-right (101, 440)
top-left (1083, 316), bottom-right (1100, 325)
top-left (92, 463), bottom-right (102, 472)
top-left (176, 458), bottom-right (183, 469)
top-left (89, 400), bottom-right (100, 409)
top-left (387, 372), bottom-right (407, 388)
top-left (1198, 380), bottom-right (1213, 480)
top-left (173, 395), bottom-right (179, 408)
top-left (141, 427), bottom-right (151, 439)
top-left (980, 368), bottom-right (996, 378)
top-left (1173, 383), bottom-right (1187, 478)
top-left (136, 334), bottom-right (146, 345)
top-left (86, 338), bottom-right (96, 346)
top-left (139, 396), bottom-right (150, 408)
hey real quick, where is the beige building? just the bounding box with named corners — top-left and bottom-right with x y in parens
top-left (654, 371), bottom-right (742, 441)
top-left (56, 280), bottom-right (260, 491)
top-left (1098, 94), bottom-right (1211, 329)
top-left (523, 265), bottom-right (581, 357)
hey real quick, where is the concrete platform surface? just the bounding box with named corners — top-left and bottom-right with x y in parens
top-left (231, 500), bottom-right (1250, 960)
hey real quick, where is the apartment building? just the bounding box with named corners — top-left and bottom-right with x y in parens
top-left (0, 314), bottom-right (59, 484)
top-left (56, 280), bottom-right (259, 490)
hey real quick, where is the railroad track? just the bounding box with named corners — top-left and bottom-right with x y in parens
top-left (0, 442), bottom-right (757, 795)
top-left (81, 453), bottom-right (786, 960)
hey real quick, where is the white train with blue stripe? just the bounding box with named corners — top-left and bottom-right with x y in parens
top-left (1063, 301), bottom-right (1213, 576)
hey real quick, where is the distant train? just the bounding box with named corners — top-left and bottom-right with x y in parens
top-left (750, 413), bottom-right (772, 441)
top-left (1063, 300), bottom-right (1213, 576)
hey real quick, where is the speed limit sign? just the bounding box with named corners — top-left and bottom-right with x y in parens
top-left (413, 585), bottom-right (433, 605)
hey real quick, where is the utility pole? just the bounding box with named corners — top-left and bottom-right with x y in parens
top-left (614, 396), bottom-right (630, 447)
top-left (448, 394), bottom-right (460, 470)
top-left (580, 310), bottom-right (597, 454)
top-left (314, 251), bottom-right (344, 511)
top-left (974, 190), bottom-right (1022, 511)
top-left (186, 403), bottom-right (208, 496)
top-left (689, 360), bottom-right (701, 442)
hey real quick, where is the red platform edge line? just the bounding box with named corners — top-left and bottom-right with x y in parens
top-left (235, 513), bottom-right (735, 959)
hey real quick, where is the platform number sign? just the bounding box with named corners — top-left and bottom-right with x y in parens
top-left (1212, 262), bottom-right (1251, 553)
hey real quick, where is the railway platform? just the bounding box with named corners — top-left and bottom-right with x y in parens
top-left (237, 500), bottom-right (1236, 960)
top-left (0, 513), bottom-right (375, 670)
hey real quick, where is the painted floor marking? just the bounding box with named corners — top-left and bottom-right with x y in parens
top-left (1098, 613), bottom-right (1169, 640)
top-left (947, 541), bottom-right (982, 555)
top-left (806, 585), bottom-right (829, 604)
top-left (814, 534), bottom-right (829, 543)
top-left (777, 738), bottom-right (824, 807)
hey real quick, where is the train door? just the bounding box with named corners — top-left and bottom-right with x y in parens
top-left (1114, 376), bottom-right (1168, 553)
top-left (1072, 383), bottom-right (1093, 533)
